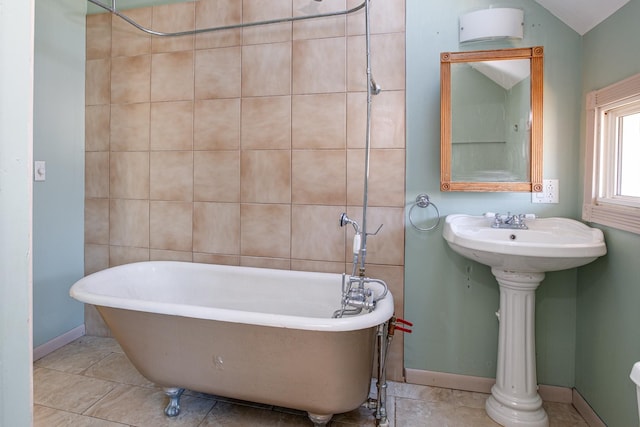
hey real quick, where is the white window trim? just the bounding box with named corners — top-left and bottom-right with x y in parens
top-left (583, 73), bottom-right (640, 234)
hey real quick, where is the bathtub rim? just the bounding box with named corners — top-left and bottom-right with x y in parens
top-left (70, 261), bottom-right (395, 332)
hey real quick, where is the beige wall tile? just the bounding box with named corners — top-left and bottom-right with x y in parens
top-left (345, 0), bottom-right (365, 36)
top-left (346, 206), bottom-right (404, 265)
top-left (85, 244), bottom-right (109, 275)
top-left (348, 33), bottom-right (405, 92)
top-left (86, 152), bottom-right (109, 198)
top-left (242, 42), bottom-right (291, 97)
top-left (194, 98), bottom-right (241, 150)
top-left (347, 90), bottom-right (405, 149)
top-left (151, 2), bottom-right (195, 53)
top-left (293, 0), bottom-right (346, 40)
top-left (291, 149), bottom-right (346, 205)
top-left (109, 199), bottom-right (150, 247)
top-left (194, 150), bottom-right (240, 202)
top-left (242, 0), bottom-right (292, 45)
top-left (85, 198), bottom-right (109, 245)
top-left (371, 0), bottom-right (405, 34)
top-left (291, 259), bottom-right (347, 274)
top-left (150, 101), bottom-right (193, 150)
top-left (150, 201), bottom-right (193, 251)
top-left (84, 303), bottom-right (111, 336)
top-left (86, 105), bottom-right (110, 152)
top-left (347, 149), bottom-right (405, 207)
top-left (195, 0), bottom-right (242, 50)
top-left (360, 263), bottom-right (405, 380)
top-left (151, 51), bottom-right (194, 102)
top-left (291, 204), bottom-right (346, 262)
top-left (347, 0), bottom-right (405, 35)
top-left (111, 55), bottom-right (151, 104)
top-left (292, 93), bottom-right (346, 149)
top-left (150, 249), bottom-right (193, 262)
top-left (193, 253), bottom-right (240, 266)
top-left (111, 8), bottom-right (151, 57)
top-left (109, 246), bottom-right (150, 267)
top-left (241, 96), bottom-right (291, 150)
top-left (240, 203), bottom-right (291, 258)
top-left (110, 103), bottom-right (150, 152)
top-left (86, 59), bottom-right (111, 106)
top-left (195, 47), bottom-right (242, 99)
top-left (109, 152), bottom-right (149, 199)
top-left (86, 13), bottom-right (111, 60)
top-left (149, 151), bottom-right (193, 201)
top-left (293, 37), bottom-right (345, 94)
top-left (85, 2), bottom-right (406, 332)
top-left (193, 202), bottom-right (240, 254)
top-left (240, 256), bottom-right (291, 270)
top-left (241, 150), bottom-right (291, 203)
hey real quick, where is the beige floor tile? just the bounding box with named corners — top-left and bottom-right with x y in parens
top-left (84, 384), bottom-right (215, 427)
top-left (84, 353), bottom-right (155, 388)
top-left (34, 404), bottom-right (128, 427)
top-left (387, 382), bottom-right (453, 402)
top-left (544, 401), bottom-right (590, 427)
top-left (33, 367), bottom-right (117, 414)
top-left (395, 397), bottom-right (501, 427)
top-left (35, 340), bottom-right (112, 375)
top-left (33, 337), bottom-right (589, 427)
top-left (200, 401), bottom-right (305, 426)
top-left (451, 389), bottom-right (491, 409)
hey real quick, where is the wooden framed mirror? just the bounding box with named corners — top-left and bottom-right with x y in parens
top-left (440, 46), bottom-right (543, 192)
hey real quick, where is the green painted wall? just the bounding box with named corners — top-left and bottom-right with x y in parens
top-left (0, 1), bottom-right (34, 425)
top-left (576, 1), bottom-right (640, 425)
top-left (405, 0), bottom-right (583, 386)
top-left (33, 0), bottom-right (86, 347)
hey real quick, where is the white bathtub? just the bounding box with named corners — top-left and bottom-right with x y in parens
top-left (70, 261), bottom-right (394, 425)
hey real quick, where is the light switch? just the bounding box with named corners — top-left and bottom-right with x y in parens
top-left (34, 161), bottom-right (46, 181)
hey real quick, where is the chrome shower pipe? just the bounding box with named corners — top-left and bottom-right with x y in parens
top-left (358, 0), bottom-right (378, 276)
top-left (87, 0), bottom-right (366, 37)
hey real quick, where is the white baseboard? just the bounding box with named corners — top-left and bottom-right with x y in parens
top-left (405, 369), bottom-right (604, 426)
top-left (33, 324), bottom-right (85, 361)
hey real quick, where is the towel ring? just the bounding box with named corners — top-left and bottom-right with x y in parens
top-left (409, 194), bottom-right (441, 232)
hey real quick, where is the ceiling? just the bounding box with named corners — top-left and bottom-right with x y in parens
top-left (534, 0), bottom-right (630, 35)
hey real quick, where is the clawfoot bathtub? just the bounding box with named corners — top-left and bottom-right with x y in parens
top-left (70, 261), bottom-right (394, 425)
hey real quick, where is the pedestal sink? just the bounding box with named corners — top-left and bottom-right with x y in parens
top-left (443, 214), bottom-right (606, 427)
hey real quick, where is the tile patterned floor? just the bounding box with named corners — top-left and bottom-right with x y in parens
top-left (34, 336), bottom-right (589, 426)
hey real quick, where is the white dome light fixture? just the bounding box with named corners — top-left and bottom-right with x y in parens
top-left (459, 8), bottom-right (524, 43)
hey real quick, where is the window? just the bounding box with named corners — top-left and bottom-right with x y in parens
top-left (583, 73), bottom-right (640, 234)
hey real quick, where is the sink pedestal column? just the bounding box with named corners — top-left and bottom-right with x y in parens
top-left (486, 269), bottom-right (549, 427)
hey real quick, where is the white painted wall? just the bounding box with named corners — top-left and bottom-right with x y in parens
top-left (0, 1), bottom-right (35, 425)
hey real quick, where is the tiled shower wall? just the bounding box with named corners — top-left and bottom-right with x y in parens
top-left (84, 0), bottom-right (406, 380)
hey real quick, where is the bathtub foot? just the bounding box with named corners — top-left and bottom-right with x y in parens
top-left (163, 387), bottom-right (185, 417)
top-left (307, 413), bottom-right (333, 426)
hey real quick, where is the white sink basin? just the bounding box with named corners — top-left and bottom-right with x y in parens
top-left (443, 214), bottom-right (607, 272)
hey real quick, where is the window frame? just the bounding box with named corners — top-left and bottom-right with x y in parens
top-left (583, 73), bottom-right (640, 234)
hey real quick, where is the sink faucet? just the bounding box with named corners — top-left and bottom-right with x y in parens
top-left (486, 212), bottom-right (532, 230)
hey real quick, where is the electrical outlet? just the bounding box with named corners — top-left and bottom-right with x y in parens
top-left (532, 179), bottom-right (559, 204)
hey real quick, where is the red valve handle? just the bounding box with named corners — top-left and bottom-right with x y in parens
top-left (396, 318), bottom-right (413, 327)
top-left (395, 326), bottom-right (412, 333)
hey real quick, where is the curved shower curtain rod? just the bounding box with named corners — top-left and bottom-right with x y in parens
top-left (87, 0), bottom-right (366, 37)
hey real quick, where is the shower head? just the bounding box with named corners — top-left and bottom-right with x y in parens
top-left (339, 213), bottom-right (361, 234)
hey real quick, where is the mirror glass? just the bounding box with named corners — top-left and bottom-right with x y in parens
top-left (441, 47), bottom-right (543, 192)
